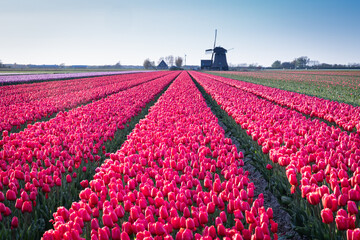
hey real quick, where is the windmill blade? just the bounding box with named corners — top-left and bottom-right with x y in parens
top-left (205, 49), bottom-right (213, 54)
top-left (227, 48), bottom-right (234, 51)
top-left (211, 29), bottom-right (217, 64)
top-left (213, 29), bottom-right (217, 49)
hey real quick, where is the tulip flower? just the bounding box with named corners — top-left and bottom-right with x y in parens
top-left (6, 190), bottom-right (16, 201)
top-left (336, 214), bottom-right (349, 231)
top-left (11, 216), bottom-right (19, 229)
top-left (348, 201), bottom-right (358, 215)
top-left (321, 208), bottom-right (333, 224)
top-left (307, 192), bottom-right (320, 205)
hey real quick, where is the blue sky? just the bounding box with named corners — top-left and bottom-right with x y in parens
top-left (1, 0), bottom-right (359, 67)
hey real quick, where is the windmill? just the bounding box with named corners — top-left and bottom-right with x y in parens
top-left (201, 29), bottom-right (232, 71)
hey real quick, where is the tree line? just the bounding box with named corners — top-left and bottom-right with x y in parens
top-left (271, 57), bottom-right (360, 69)
top-left (143, 55), bottom-right (183, 69)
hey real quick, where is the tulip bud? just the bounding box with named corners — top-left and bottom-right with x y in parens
top-left (199, 211), bottom-right (208, 225)
top-left (206, 202), bottom-right (215, 214)
top-left (307, 192), bottom-right (320, 205)
top-left (102, 214), bottom-right (113, 228)
top-left (217, 223), bottom-right (226, 236)
top-left (11, 216), bottom-right (18, 229)
top-left (348, 201), bottom-right (358, 215)
top-left (336, 214), bottom-right (349, 231)
top-left (245, 210), bottom-right (256, 224)
top-left (6, 189), bottom-right (16, 201)
top-left (22, 201), bottom-right (33, 213)
top-left (266, 164), bottom-right (273, 170)
top-left (321, 208), bottom-right (333, 224)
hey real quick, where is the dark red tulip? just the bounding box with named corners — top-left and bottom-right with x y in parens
top-left (11, 216), bottom-right (18, 229)
top-left (321, 208), bottom-right (333, 224)
top-left (6, 189), bottom-right (16, 201)
top-left (348, 201), bottom-right (358, 215)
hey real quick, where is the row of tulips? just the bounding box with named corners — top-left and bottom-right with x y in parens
top-left (266, 70), bottom-right (360, 77)
top-left (198, 72), bottom-right (360, 132)
top-left (0, 72), bottom-right (171, 133)
top-left (0, 71), bottom-right (149, 84)
top-left (0, 72), bottom-right (178, 238)
top-left (189, 71), bottom-right (360, 238)
top-left (0, 72), bottom-right (152, 100)
top-left (43, 71), bottom-right (278, 240)
top-left (213, 71), bottom-right (360, 89)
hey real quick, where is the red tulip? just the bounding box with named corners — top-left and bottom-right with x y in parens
top-left (6, 189), bottom-right (16, 201)
top-left (348, 201), bottom-right (358, 215)
top-left (171, 217), bottom-right (180, 229)
top-left (66, 174), bottom-right (72, 183)
top-left (185, 218), bottom-right (195, 230)
top-left (307, 192), bottom-right (320, 205)
top-left (289, 174), bottom-right (297, 186)
top-left (199, 211), bottom-right (208, 225)
top-left (321, 208), bottom-right (333, 224)
top-left (120, 232), bottom-right (130, 240)
top-left (89, 193), bottom-right (99, 206)
top-left (336, 214), bottom-right (349, 231)
top-left (206, 202), bottom-right (215, 214)
top-left (102, 214), bottom-right (113, 228)
top-left (130, 207), bottom-right (139, 220)
top-left (11, 216), bottom-right (19, 229)
top-left (80, 180), bottom-right (89, 188)
top-left (266, 164), bottom-right (273, 170)
top-left (91, 218), bottom-right (99, 230)
top-left (155, 222), bottom-right (166, 235)
top-left (270, 219), bottom-right (278, 233)
top-left (217, 223), bottom-right (226, 236)
top-left (22, 201), bottom-right (33, 213)
top-left (245, 210), bottom-right (256, 224)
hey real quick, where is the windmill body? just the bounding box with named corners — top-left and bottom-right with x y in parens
top-left (201, 30), bottom-right (230, 71)
top-left (212, 47), bottom-right (228, 70)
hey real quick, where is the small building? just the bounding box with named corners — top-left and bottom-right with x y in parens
top-left (157, 60), bottom-right (168, 70)
top-left (201, 60), bottom-right (212, 70)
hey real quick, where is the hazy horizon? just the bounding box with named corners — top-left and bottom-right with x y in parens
top-left (1, 0), bottom-right (359, 67)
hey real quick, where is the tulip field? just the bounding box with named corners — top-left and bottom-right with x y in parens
top-left (0, 71), bottom-right (147, 85)
top-left (1, 70), bottom-right (360, 239)
top-left (210, 71), bottom-right (360, 106)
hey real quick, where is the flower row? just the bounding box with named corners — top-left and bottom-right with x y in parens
top-left (190, 71), bottom-right (360, 236)
top-left (199, 72), bottom-right (360, 132)
top-left (0, 72), bottom-right (178, 232)
top-left (0, 71), bottom-right (149, 84)
top-left (43, 71), bottom-right (278, 240)
top-left (0, 72), bottom-right (171, 133)
top-left (214, 71), bottom-right (360, 89)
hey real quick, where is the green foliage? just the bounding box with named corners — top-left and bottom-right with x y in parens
top-left (143, 58), bottom-right (155, 69)
top-left (271, 60), bottom-right (282, 69)
top-left (210, 72), bottom-right (360, 106)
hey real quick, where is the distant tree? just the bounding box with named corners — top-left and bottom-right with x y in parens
top-left (0, 60), bottom-right (3, 68)
top-left (143, 59), bottom-right (154, 69)
top-left (281, 61), bottom-right (295, 69)
top-left (165, 55), bottom-right (174, 67)
top-left (294, 56), bottom-right (310, 69)
top-left (271, 60), bottom-right (282, 69)
top-left (59, 63), bottom-right (65, 69)
top-left (248, 63), bottom-right (259, 69)
top-left (175, 57), bottom-right (183, 68)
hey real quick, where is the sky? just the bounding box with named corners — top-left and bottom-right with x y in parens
top-left (1, 0), bottom-right (360, 67)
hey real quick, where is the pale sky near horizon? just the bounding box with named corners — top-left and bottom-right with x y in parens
top-left (1, 0), bottom-right (359, 67)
